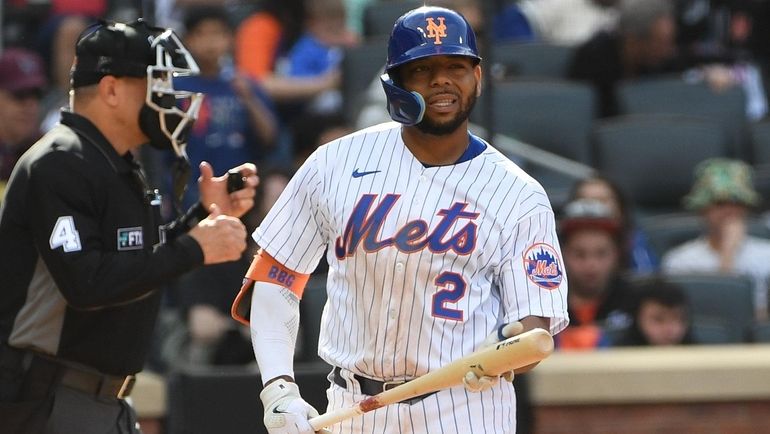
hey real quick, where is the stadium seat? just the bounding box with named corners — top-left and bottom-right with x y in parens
top-left (488, 42), bottom-right (575, 80)
top-left (752, 322), bottom-right (770, 343)
top-left (748, 120), bottom-right (770, 202)
top-left (483, 79), bottom-right (595, 165)
top-left (617, 76), bottom-right (748, 159)
top-left (637, 213), bottom-right (704, 260)
top-left (754, 164), bottom-right (770, 210)
top-left (341, 40), bottom-right (387, 123)
top-left (362, 0), bottom-right (421, 39)
top-left (592, 114), bottom-right (729, 212)
top-left (652, 273), bottom-right (755, 343)
top-left (749, 119), bottom-right (770, 165)
top-left (166, 365), bottom-right (263, 434)
top-left (474, 78), bottom-right (594, 202)
top-left (166, 362), bottom-right (332, 434)
top-left (691, 319), bottom-right (732, 344)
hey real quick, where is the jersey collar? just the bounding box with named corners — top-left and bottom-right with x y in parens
top-left (60, 110), bottom-right (138, 175)
top-left (421, 132), bottom-right (487, 168)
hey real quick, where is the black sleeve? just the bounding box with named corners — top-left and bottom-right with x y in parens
top-left (162, 202), bottom-right (209, 241)
top-left (28, 153), bottom-right (204, 310)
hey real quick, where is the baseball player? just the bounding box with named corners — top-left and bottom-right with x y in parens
top-left (232, 6), bottom-right (569, 434)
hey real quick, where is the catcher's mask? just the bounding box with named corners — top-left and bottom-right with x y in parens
top-left (381, 6), bottom-right (481, 125)
top-left (72, 19), bottom-right (203, 159)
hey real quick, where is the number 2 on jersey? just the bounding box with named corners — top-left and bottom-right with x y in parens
top-left (432, 271), bottom-right (466, 321)
top-left (49, 216), bottom-right (82, 252)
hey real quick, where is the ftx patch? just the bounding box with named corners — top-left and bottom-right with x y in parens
top-left (117, 227), bottom-right (143, 251)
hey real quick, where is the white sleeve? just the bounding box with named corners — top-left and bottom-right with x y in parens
top-left (498, 210), bottom-right (569, 335)
top-left (250, 281), bottom-right (300, 384)
top-left (252, 151), bottom-right (329, 274)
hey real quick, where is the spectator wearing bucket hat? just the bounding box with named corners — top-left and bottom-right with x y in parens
top-left (662, 158), bottom-right (770, 321)
top-left (0, 48), bottom-right (48, 196)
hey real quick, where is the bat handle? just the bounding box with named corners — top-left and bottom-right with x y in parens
top-left (309, 405), bottom-right (362, 431)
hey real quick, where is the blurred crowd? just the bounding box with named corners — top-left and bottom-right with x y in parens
top-left (2, 0), bottom-right (770, 373)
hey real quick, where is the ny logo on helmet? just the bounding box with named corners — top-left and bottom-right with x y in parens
top-left (425, 17), bottom-right (447, 44)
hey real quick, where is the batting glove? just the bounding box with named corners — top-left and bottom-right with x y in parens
top-left (463, 321), bottom-right (524, 393)
top-left (260, 378), bottom-right (330, 434)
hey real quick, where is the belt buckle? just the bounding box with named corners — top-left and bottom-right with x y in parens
top-left (382, 380), bottom-right (406, 392)
top-left (117, 375), bottom-right (135, 399)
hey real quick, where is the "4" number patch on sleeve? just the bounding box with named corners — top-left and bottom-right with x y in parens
top-left (49, 216), bottom-right (82, 252)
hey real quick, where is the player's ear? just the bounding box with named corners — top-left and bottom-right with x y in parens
top-left (474, 65), bottom-right (482, 97)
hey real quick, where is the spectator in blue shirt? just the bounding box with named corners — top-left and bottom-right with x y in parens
top-left (157, 6), bottom-right (284, 369)
top-left (176, 6), bottom-right (283, 211)
top-left (284, 0), bottom-right (357, 116)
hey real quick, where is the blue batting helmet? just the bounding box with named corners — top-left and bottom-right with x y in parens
top-left (381, 6), bottom-right (481, 125)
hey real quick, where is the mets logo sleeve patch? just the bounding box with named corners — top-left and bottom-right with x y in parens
top-left (523, 243), bottom-right (563, 290)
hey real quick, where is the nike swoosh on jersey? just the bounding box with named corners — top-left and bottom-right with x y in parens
top-left (352, 169), bottom-right (381, 178)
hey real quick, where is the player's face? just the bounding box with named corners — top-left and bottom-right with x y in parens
top-left (400, 55), bottom-right (481, 136)
top-left (562, 229), bottom-right (620, 298)
top-left (637, 300), bottom-right (688, 346)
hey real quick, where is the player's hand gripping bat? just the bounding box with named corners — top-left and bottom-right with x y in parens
top-left (308, 327), bottom-right (554, 431)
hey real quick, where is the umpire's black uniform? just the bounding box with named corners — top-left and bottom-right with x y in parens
top-left (0, 108), bottom-right (208, 432)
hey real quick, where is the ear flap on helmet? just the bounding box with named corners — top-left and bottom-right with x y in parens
top-left (380, 73), bottom-right (425, 126)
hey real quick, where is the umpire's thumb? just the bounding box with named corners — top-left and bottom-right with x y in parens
top-left (206, 203), bottom-right (222, 219)
top-left (198, 161), bottom-right (215, 184)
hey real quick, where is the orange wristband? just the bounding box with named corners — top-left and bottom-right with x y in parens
top-left (245, 251), bottom-right (310, 298)
top-left (231, 251), bottom-right (310, 326)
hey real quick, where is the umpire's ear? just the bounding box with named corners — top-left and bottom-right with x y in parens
top-left (96, 75), bottom-right (121, 108)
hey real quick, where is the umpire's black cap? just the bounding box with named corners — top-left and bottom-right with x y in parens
top-left (71, 19), bottom-right (161, 88)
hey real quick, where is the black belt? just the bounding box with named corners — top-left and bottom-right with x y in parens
top-left (332, 367), bottom-right (435, 405)
top-left (25, 353), bottom-right (135, 400)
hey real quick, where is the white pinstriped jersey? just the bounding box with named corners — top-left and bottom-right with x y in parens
top-left (254, 121), bottom-right (568, 377)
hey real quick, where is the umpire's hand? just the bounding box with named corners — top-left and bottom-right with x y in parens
top-left (198, 161), bottom-right (259, 218)
top-left (188, 204), bottom-right (247, 264)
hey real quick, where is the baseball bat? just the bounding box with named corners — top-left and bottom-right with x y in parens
top-left (309, 327), bottom-right (554, 431)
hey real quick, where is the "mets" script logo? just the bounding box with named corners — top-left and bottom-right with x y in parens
top-left (425, 17), bottom-right (447, 44)
top-left (335, 194), bottom-right (478, 259)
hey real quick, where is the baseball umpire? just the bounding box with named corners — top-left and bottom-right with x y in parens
top-left (0, 19), bottom-right (257, 433)
top-left (232, 5), bottom-right (568, 434)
